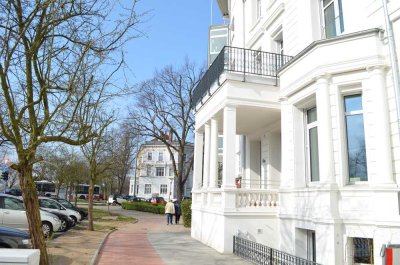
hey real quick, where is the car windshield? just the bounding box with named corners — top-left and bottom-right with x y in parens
top-left (58, 200), bottom-right (74, 208)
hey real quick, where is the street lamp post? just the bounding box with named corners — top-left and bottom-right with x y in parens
top-left (168, 176), bottom-right (174, 201)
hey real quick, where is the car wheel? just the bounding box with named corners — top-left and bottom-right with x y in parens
top-left (112, 201), bottom-right (117, 206)
top-left (79, 195), bottom-right (85, 199)
top-left (70, 216), bottom-right (78, 226)
top-left (42, 221), bottom-right (53, 238)
top-left (59, 219), bottom-right (68, 232)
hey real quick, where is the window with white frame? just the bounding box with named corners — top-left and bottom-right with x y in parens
top-left (146, 165), bottom-right (152, 176)
top-left (147, 152), bottom-right (152, 161)
top-left (158, 151), bottom-right (164, 161)
top-left (160, 184), bottom-right (168, 194)
top-left (144, 184), bottom-right (151, 194)
top-left (306, 107), bottom-right (320, 182)
top-left (156, 167), bottom-right (165, 177)
top-left (273, 30), bottom-right (284, 70)
top-left (344, 94), bottom-right (367, 182)
top-left (321, 0), bottom-right (344, 38)
top-left (256, 0), bottom-right (262, 20)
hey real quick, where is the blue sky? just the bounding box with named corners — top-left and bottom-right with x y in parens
top-left (123, 0), bottom-right (225, 83)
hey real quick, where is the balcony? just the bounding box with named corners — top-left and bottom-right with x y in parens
top-left (193, 46), bottom-right (292, 107)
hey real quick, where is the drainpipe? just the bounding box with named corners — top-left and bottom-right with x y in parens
top-left (382, 0), bottom-right (400, 154)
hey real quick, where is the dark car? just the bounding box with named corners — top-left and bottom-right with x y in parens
top-left (127, 196), bottom-right (147, 202)
top-left (0, 226), bottom-right (31, 249)
top-left (41, 209), bottom-right (74, 232)
top-left (52, 198), bottom-right (88, 220)
top-left (5, 188), bottom-right (22, 197)
top-left (149, 197), bottom-right (166, 204)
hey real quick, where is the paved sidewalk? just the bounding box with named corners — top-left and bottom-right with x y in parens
top-left (95, 206), bottom-right (251, 265)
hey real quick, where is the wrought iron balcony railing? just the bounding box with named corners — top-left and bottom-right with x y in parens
top-left (193, 46), bottom-right (292, 106)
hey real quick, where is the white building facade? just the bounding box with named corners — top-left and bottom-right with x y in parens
top-left (129, 139), bottom-right (193, 200)
top-left (191, 0), bottom-right (400, 264)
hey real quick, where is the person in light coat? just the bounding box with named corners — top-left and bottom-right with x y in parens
top-left (165, 200), bottom-right (175, 225)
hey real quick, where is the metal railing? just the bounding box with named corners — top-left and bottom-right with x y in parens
top-left (233, 236), bottom-right (322, 265)
top-left (193, 46), bottom-right (292, 106)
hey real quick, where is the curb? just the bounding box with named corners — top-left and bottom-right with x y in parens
top-left (88, 229), bottom-right (116, 265)
top-left (89, 219), bottom-right (139, 265)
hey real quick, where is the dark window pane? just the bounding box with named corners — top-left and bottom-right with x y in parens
top-left (345, 95), bottom-right (362, 112)
top-left (353, 238), bottom-right (374, 263)
top-left (307, 108), bottom-right (317, 124)
top-left (324, 3), bottom-right (336, 38)
top-left (309, 127), bottom-right (320, 181)
top-left (346, 114), bottom-right (367, 181)
top-left (323, 0), bottom-right (333, 7)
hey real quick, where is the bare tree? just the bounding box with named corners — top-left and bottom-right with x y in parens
top-left (130, 61), bottom-right (203, 202)
top-left (0, 1), bottom-right (142, 263)
top-left (81, 111), bottom-right (115, 231)
top-left (110, 123), bottom-right (141, 194)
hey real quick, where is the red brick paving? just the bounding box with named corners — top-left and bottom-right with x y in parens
top-left (96, 231), bottom-right (164, 265)
top-left (96, 209), bottom-right (188, 265)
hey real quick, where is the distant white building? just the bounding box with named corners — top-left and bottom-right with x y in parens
top-left (129, 139), bottom-right (193, 200)
top-left (191, 0), bottom-right (400, 264)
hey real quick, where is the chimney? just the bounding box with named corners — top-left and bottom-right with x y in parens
top-left (169, 131), bottom-right (173, 142)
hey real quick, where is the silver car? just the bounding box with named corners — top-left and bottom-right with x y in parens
top-left (0, 194), bottom-right (61, 237)
top-left (38, 197), bottom-right (81, 225)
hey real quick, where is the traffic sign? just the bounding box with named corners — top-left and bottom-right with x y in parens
top-left (2, 165), bottom-right (9, 172)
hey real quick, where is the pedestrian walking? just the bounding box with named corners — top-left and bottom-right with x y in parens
top-left (173, 199), bottom-right (181, 224)
top-left (165, 200), bottom-right (175, 225)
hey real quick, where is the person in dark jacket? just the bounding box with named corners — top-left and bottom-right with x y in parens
top-left (173, 199), bottom-right (181, 224)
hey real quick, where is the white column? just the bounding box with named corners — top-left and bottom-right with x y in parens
top-left (316, 74), bottom-right (335, 185)
top-left (367, 65), bottom-right (393, 184)
top-left (222, 105), bottom-right (237, 188)
top-left (203, 122), bottom-right (211, 189)
top-left (209, 117), bottom-right (218, 188)
top-left (280, 97), bottom-right (295, 189)
top-left (192, 130), bottom-right (204, 191)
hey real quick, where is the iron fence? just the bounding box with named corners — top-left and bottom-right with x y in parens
top-left (233, 236), bottom-right (322, 265)
top-left (193, 46), bottom-right (292, 106)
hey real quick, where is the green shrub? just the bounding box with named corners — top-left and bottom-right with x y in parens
top-left (181, 199), bottom-right (191, 228)
top-left (122, 201), bottom-right (165, 214)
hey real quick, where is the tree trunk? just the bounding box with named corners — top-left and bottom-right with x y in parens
top-left (56, 182), bottom-right (62, 198)
top-left (175, 177), bottom-right (183, 203)
top-left (88, 177), bottom-right (94, 231)
top-left (19, 163), bottom-right (49, 265)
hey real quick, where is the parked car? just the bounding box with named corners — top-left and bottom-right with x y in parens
top-left (0, 226), bottom-right (31, 249)
top-left (127, 196), bottom-right (147, 202)
top-left (149, 197), bottom-right (166, 204)
top-left (38, 197), bottom-right (81, 225)
top-left (107, 194), bottom-right (127, 206)
top-left (5, 188), bottom-right (22, 197)
top-left (0, 194), bottom-right (61, 237)
top-left (52, 198), bottom-right (88, 220)
top-left (41, 209), bottom-right (74, 232)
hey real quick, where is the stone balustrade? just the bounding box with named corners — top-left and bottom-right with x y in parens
top-left (236, 189), bottom-right (279, 208)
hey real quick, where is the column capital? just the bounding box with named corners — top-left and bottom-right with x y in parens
top-left (224, 104), bottom-right (237, 111)
top-left (366, 64), bottom-right (388, 74)
top-left (314, 73), bottom-right (332, 84)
